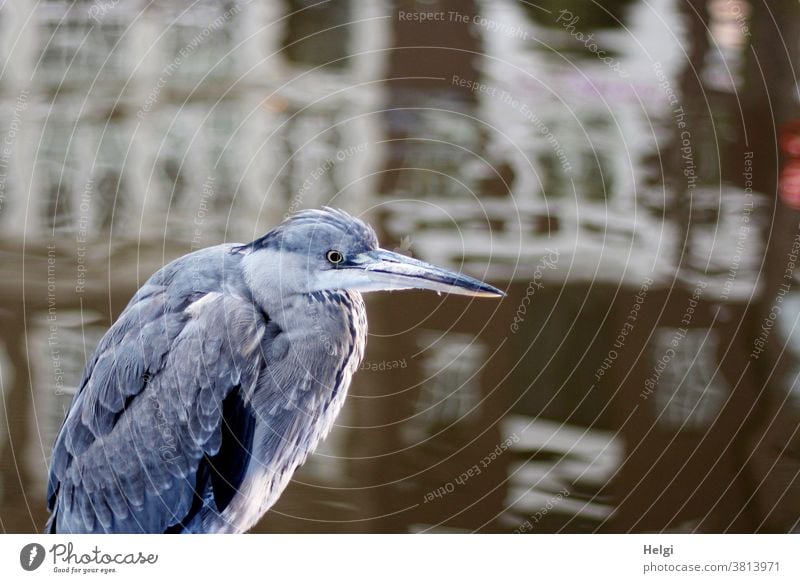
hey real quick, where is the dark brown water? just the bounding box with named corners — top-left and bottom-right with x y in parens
top-left (1, 0), bottom-right (798, 533)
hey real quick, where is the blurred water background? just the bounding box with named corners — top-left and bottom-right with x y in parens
top-left (1, 0), bottom-right (799, 533)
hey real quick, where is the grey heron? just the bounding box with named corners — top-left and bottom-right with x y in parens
top-left (46, 208), bottom-right (504, 533)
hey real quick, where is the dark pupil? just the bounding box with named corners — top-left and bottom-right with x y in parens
top-left (327, 250), bottom-right (342, 263)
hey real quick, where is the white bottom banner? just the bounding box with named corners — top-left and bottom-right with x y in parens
top-left (1, 534), bottom-right (796, 582)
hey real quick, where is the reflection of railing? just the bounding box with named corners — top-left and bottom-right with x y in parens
top-left (407, 330), bottom-right (486, 434)
top-left (0, 0), bottom-right (383, 244)
top-left (370, 0), bottom-right (766, 294)
top-left (501, 415), bottom-right (621, 532)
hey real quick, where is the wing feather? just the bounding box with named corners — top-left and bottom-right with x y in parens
top-left (47, 289), bottom-right (267, 533)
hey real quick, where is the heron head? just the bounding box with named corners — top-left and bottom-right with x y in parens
top-left (239, 208), bottom-right (505, 298)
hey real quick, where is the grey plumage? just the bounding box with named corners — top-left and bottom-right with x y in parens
top-left (46, 208), bottom-right (503, 533)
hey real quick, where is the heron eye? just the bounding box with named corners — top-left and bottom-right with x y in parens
top-left (326, 250), bottom-right (344, 265)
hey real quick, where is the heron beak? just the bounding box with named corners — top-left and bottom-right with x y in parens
top-left (353, 249), bottom-right (505, 298)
